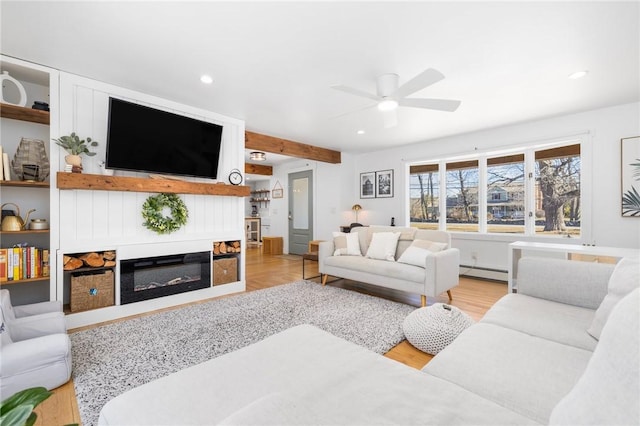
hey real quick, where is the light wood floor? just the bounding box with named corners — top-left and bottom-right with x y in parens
top-left (34, 246), bottom-right (507, 425)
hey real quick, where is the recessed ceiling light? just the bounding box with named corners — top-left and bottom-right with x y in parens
top-left (357, 130), bottom-right (365, 135)
top-left (200, 75), bottom-right (213, 84)
top-left (568, 70), bottom-right (588, 80)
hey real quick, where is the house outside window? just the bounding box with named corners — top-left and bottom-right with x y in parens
top-left (408, 140), bottom-right (582, 238)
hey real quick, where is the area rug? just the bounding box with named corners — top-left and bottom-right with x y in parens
top-left (70, 280), bottom-right (415, 426)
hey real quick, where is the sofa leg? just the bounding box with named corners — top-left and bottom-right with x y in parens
top-left (322, 274), bottom-right (328, 286)
top-left (421, 295), bottom-right (426, 307)
top-left (447, 290), bottom-right (453, 301)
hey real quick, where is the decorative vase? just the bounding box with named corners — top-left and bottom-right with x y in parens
top-left (0, 71), bottom-right (27, 107)
top-left (65, 154), bottom-right (83, 173)
top-left (11, 138), bottom-right (50, 181)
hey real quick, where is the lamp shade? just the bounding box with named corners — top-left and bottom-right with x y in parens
top-left (352, 204), bottom-right (362, 211)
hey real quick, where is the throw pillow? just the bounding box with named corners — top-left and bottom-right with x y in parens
top-left (587, 257), bottom-right (640, 340)
top-left (549, 288), bottom-right (639, 426)
top-left (397, 239), bottom-right (448, 268)
top-left (365, 232), bottom-right (401, 261)
top-left (332, 232), bottom-right (361, 256)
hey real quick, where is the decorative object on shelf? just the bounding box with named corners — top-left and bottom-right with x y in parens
top-left (31, 101), bottom-right (50, 111)
top-left (28, 219), bottom-right (49, 230)
top-left (375, 169), bottom-right (394, 198)
top-left (228, 168), bottom-right (243, 185)
top-left (351, 204), bottom-right (362, 222)
top-left (0, 203), bottom-right (35, 231)
top-left (272, 180), bottom-right (283, 198)
top-left (11, 138), bottom-right (50, 181)
top-left (141, 193), bottom-right (188, 234)
top-left (63, 251), bottom-right (116, 270)
top-left (621, 136), bottom-right (640, 217)
top-left (249, 151), bottom-right (266, 161)
top-left (0, 71), bottom-right (27, 107)
top-left (2, 152), bottom-right (11, 181)
top-left (52, 132), bottom-right (98, 173)
top-left (360, 171), bottom-right (375, 199)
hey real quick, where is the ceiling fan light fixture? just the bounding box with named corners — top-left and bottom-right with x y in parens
top-left (250, 151), bottom-right (266, 161)
top-left (377, 99), bottom-right (398, 112)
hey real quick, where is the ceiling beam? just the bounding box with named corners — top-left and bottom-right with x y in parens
top-left (245, 131), bottom-right (341, 164)
top-left (245, 163), bottom-right (273, 176)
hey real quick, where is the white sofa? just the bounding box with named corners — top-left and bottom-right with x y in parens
top-left (98, 256), bottom-right (639, 425)
top-left (318, 226), bottom-right (460, 306)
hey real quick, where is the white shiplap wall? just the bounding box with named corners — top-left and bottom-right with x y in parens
top-left (56, 73), bottom-right (247, 326)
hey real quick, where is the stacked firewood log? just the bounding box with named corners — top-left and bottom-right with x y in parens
top-left (213, 241), bottom-right (241, 255)
top-left (63, 251), bottom-right (116, 271)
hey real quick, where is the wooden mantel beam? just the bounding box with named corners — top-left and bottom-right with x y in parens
top-left (245, 131), bottom-right (341, 164)
top-left (245, 163), bottom-right (273, 176)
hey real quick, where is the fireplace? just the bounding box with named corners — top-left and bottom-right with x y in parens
top-left (120, 251), bottom-right (211, 304)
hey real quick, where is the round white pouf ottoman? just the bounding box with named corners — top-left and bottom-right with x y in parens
top-left (402, 303), bottom-right (475, 355)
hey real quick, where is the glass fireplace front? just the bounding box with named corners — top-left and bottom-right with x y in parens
top-left (120, 251), bottom-right (211, 304)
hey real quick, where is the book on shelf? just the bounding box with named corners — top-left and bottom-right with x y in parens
top-left (0, 247), bottom-right (49, 281)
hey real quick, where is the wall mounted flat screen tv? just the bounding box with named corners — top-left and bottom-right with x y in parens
top-left (106, 97), bottom-right (223, 179)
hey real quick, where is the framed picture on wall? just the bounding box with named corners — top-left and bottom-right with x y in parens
top-left (375, 169), bottom-right (394, 198)
top-left (360, 172), bottom-right (375, 199)
top-left (621, 136), bottom-right (640, 217)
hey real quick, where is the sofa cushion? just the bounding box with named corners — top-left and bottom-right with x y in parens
top-left (517, 257), bottom-right (613, 309)
top-left (331, 232), bottom-right (361, 256)
top-left (99, 324), bottom-right (539, 426)
top-left (423, 323), bottom-right (592, 424)
top-left (481, 294), bottom-right (598, 351)
top-left (550, 288), bottom-right (640, 426)
top-left (397, 239), bottom-right (448, 268)
top-left (587, 257), bottom-right (639, 340)
top-left (365, 232), bottom-right (400, 261)
top-left (324, 255), bottom-right (425, 284)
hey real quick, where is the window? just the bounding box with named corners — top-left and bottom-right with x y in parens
top-left (534, 144), bottom-right (581, 237)
top-left (409, 164), bottom-right (439, 230)
top-left (446, 160), bottom-right (479, 232)
top-left (408, 140), bottom-right (582, 238)
top-left (487, 154), bottom-right (525, 234)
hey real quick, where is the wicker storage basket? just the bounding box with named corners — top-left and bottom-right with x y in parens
top-left (70, 269), bottom-right (115, 312)
top-left (213, 257), bottom-right (238, 285)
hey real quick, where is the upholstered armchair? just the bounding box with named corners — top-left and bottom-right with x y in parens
top-left (0, 290), bottom-right (72, 398)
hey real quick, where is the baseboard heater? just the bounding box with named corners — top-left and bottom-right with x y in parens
top-left (459, 264), bottom-right (508, 282)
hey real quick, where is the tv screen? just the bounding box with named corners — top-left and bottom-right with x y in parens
top-left (106, 97), bottom-right (223, 179)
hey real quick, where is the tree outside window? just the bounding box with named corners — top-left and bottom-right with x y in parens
top-left (409, 164), bottom-right (439, 230)
top-left (446, 160), bottom-right (478, 232)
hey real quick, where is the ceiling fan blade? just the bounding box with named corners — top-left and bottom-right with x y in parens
top-left (395, 68), bottom-right (446, 98)
top-left (399, 98), bottom-right (461, 112)
top-left (331, 85), bottom-right (380, 101)
top-left (382, 109), bottom-right (398, 129)
top-left (329, 103), bottom-right (377, 120)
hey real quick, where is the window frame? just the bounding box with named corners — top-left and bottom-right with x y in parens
top-left (407, 136), bottom-right (590, 242)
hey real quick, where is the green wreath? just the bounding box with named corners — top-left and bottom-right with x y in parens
top-left (142, 193), bottom-right (188, 234)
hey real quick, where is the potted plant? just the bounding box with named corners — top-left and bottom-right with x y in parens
top-left (0, 387), bottom-right (52, 426)
top-left (53, 132), bottom-right (98, 173)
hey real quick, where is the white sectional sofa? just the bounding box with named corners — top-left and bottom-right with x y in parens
top-left (319, 226), bottom-right (460, 306)
top-left (98, 256), bottom-right (639, 425)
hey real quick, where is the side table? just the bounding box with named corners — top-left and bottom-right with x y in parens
top-left (302, 251), bottom-right (320, 280)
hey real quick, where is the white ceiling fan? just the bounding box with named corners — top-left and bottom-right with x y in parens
top-left (331, 68), bottom-right (461, 128)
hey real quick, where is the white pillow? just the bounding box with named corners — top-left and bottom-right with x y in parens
top-left (332, 232), bottom-right (361, 256)
top-left (365, 232), bottom-right (401, 261)
top-left (397, 239), bottom-right (448, 268)
top-left (587, 257), bottom-right (640, 340)
top-left (550, 288), bottom-right (640, 425)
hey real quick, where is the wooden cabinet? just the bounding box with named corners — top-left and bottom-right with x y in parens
top-left (245, 218), bottom-right (261, 245)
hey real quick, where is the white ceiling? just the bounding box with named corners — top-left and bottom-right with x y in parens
top-left (2, 1), bottom-right (638, 156)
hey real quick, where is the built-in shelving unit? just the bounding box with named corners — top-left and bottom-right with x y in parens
top-left (0, 103), bottom-right (50, 125)
top-left (0, 230), bottom-right (49, 235)
top-left (57, 172), bottom-right (251, 196)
